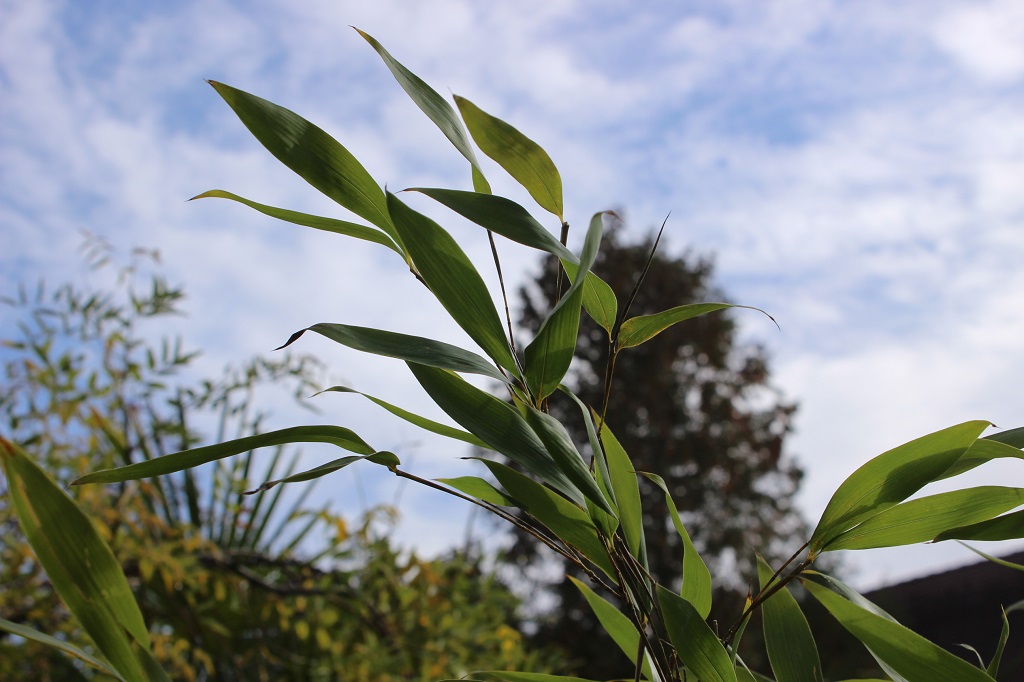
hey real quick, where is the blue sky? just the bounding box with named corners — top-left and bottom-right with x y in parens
top-left (2, 0), bottom-right (1023, 590)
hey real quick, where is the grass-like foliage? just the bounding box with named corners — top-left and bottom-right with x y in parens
top-left (4, 29), bottom-right (1024, 681)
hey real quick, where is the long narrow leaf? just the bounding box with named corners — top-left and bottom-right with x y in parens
top-left (356, 29), bottom-right (489, 188)
top-left (957, 542), bottom-right (1024, 572)
top-left (190, 189), bottom-right (402, 254)
top-left (803, 580), bottom-right (993, 681)
top-left (935, 509), bottom-right (1024, 542)
top-left (597, 419), bottom-right (646, 565)
top-left (825, 486), bottom-right (1024, 551)
top-left (406, 362), bottom-right (582, 505)
top-left (1, 439), bottom-right (154, 681)
top-left (278, 323), bottom-right (508, 382)
top-left (0, 616), bottom-right (125, 680)
top-left (561, 259), bottom-right (618, 334)
top-left (618, 303), bottom-right (773, 349)
top-left (641, 472), bottom-right (712, 618)
top-left (525, 405), bottom-right (614, 515)
top-left (811, 420), bottom-right (989, 551)
top-left (476, 459), bottom-right (615, 580)
top-left (939, 437), bottom-right (1024, 479)
top-left (208, 81), bottom-right (400, 248)
top-left (317, 385), bottom-right (487, 447)
top-left (73, 425), bottom-right (374, 485)
top-left (436, 476), bottom-right (514, 506)
top-left (524, 212), bottom-right (604, 400)
top-left (988, 599), bottom-right (1024, 677)
top-left (657, 585), bottom-right (736, 682)
top-left (387, 192), bottom-right (518, 375)
top-left (756, 556), bottom-right (823, 682)
top-left (244, 451), bottom-right (399, 494)
top-left (456, 96), bottom-right (563, 220)
top-left (568, 577), bottom-right (656, 681)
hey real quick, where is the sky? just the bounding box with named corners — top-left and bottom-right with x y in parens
top-left (2, 0), bottom-right (1023, 592)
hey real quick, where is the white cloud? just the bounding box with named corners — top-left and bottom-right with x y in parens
top-left (933, 0), bottom-right (1024, 84)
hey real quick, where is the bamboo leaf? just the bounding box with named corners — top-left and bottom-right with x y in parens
top-left (597, 419), bottom-right (646, 564)
top-left (561, 259), bottom-right (618, 334)
top-left (957, 542), bottom-right (1024, 572)
top-left (316, 385), bottom-right (487, 447)
top-left (640, 472), bottom-right (713, 618)
top-left (825, 486), bottom-right (1024, 551)
top-left (406, 362), bottom-right (583, 505)
top-left (355, 29), bottom-right (489, 188)
top-left (73, 425), bottom-right (373, 485)
top-left (190, 189), bottom-right (402, 254)
top-left (935, 509), bottom-right (1024, 542)
top-left (988, 598), bottom-right (1024, 677)
top-left (387, 192), bottom-right (518, 376)
top-left (208, 81), bottom-right (399, 247)
top-left (244, 451), bottom-right (398, 494)
top-left (803, 579), bottom-right (993, 681)
top-left (618, 303), bottom-right (773, 349)
top-left (939, 437), bottom-right (1024, 479)
top-left (568, 577), bottom-right (656, 681)
top-left (278, 323), bottom-right (508, 383)
top-left (985, 426), bottom-right (1024, 448)
top-left (455, 96), bottom-right (563, 220)
top-left (811, 420), bottom-right (989, 551)
top-left (525, 404), bottom-right (615, 516)
top-left (524, 212), bottom-right (604, 400)
top-left (476, 459), bottom-right (615, 580)
top-left (657, 585), bottom-right (736, 682)
top-left (410, 188), bottom-right (571, 259)
top-left (1, 439), bottom-right (153, 681)
top-left (0, 616), bottom-right (125, 680)
top-left (436, 476), bottom-right (514, 506)
top-left (756, 556), bottom-right (823, 682)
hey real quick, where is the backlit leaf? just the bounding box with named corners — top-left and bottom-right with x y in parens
top-left (618, 303), bottom-right (772, 349)
top-left (456, 96), bottom-right (563, 219)
top-left (804, 579), bottom-right (993, 681)
top-left (597, 420), bottom-right (646, 564)
top-left (825, 486), bottom-right (1024, 551)
top-left (387, 192), bottom-right (518, 376)
top-left (73, 425), bottom-right (373, 485)
top-left (757, 556), bottom-right (823, 682)
top-left (279, 323), bottom-right (508, 382)
top-left (657, 585), bottom-right (736, 682)
top-left (569, 577), bottom-right (656, 681)
top-left (811, 421), bottom-right (989, 551)
top-left (935, 509), bottom-right (1024, 542)
top-left (561, 259), bottom-right (618, 334)
top-left (244, 451), bottom-right (398, 494)
top-left (190, 189), bottom-right (401, 254)
top-left (436, 476), bottom-right (514, 506)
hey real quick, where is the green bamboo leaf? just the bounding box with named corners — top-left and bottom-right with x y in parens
top-left (957, 542), bottom-right (1024, 572)
top-left (618, 303), bottom-right (774, 349)
top-left (657, 585), bottom-right (736, 682)
top-left (811, 420), bottom-right (989, 551)
top-left (525, 405), bottom-right (615, 516)
top-left (935, 509), bottom-right (1024, 542)
top-left (436, 476), bottom-right (514, 506)
top-left (244, 451), bottom-right (398, 494)
top-left (525, 212), bottom-right (604, 400)
top-left (597, 419), bottom-right (646, 564)
top-left (1, 439), bottom-right (153, 681)
top-left (640, 472), bottom-right (713, 618)
top-left (556, 388), bottom-right (619, 539)
top-left (387, 192), bottom-right (518, 376)
top-left (317, 385), bottom-right (487, 447)
top-left (568, 576), bottom-right (657, 681)
top-left (190, 189), bottom-right (402, 254)
top-left (939, 437), bottom-right (1024, 479)
top-left (0, 616), bottom-right (125, 680)
top-left (278, 323), bottom-right (508, 383)
top-left (406, 362), bottom-right (582, 505)
top-left (355, 29), bottom-right (490, 189)
top-left (207, 81), bottom-right (400, 248)
top-left (985, 425), bottom-right (1024, 448)
top-left (455, 96), bottom-right (563, 220)
top-left (476, 459), bottom-right (615, 580)
top-left (803, 580), bottom-right (994, 681)
top-left (73, 425), bottom-right (373, 485)
top-left (757, 556), bottom-right (823, 682)
top-left (988, 598), bottom-right (1024, 677)
top-left (825, 486), bottom-right (1024, 551)
top-left (561, 259), bottom-right (618, 334)
top-left (410, 188), bottom-right (572, 257)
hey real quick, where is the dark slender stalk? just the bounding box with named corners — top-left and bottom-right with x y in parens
top-left (633, 633), bottom-right (645, 682)
top-left (486, 231), bottom-right (525, 378)
top-left (722, 543), bottom-right (813, 646)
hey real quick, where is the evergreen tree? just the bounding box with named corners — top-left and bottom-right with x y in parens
top-left (510, 224), bottom-right (807, 677)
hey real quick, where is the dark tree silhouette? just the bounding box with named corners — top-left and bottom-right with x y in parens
top-left (508, 224), bottom-right (808, 677)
